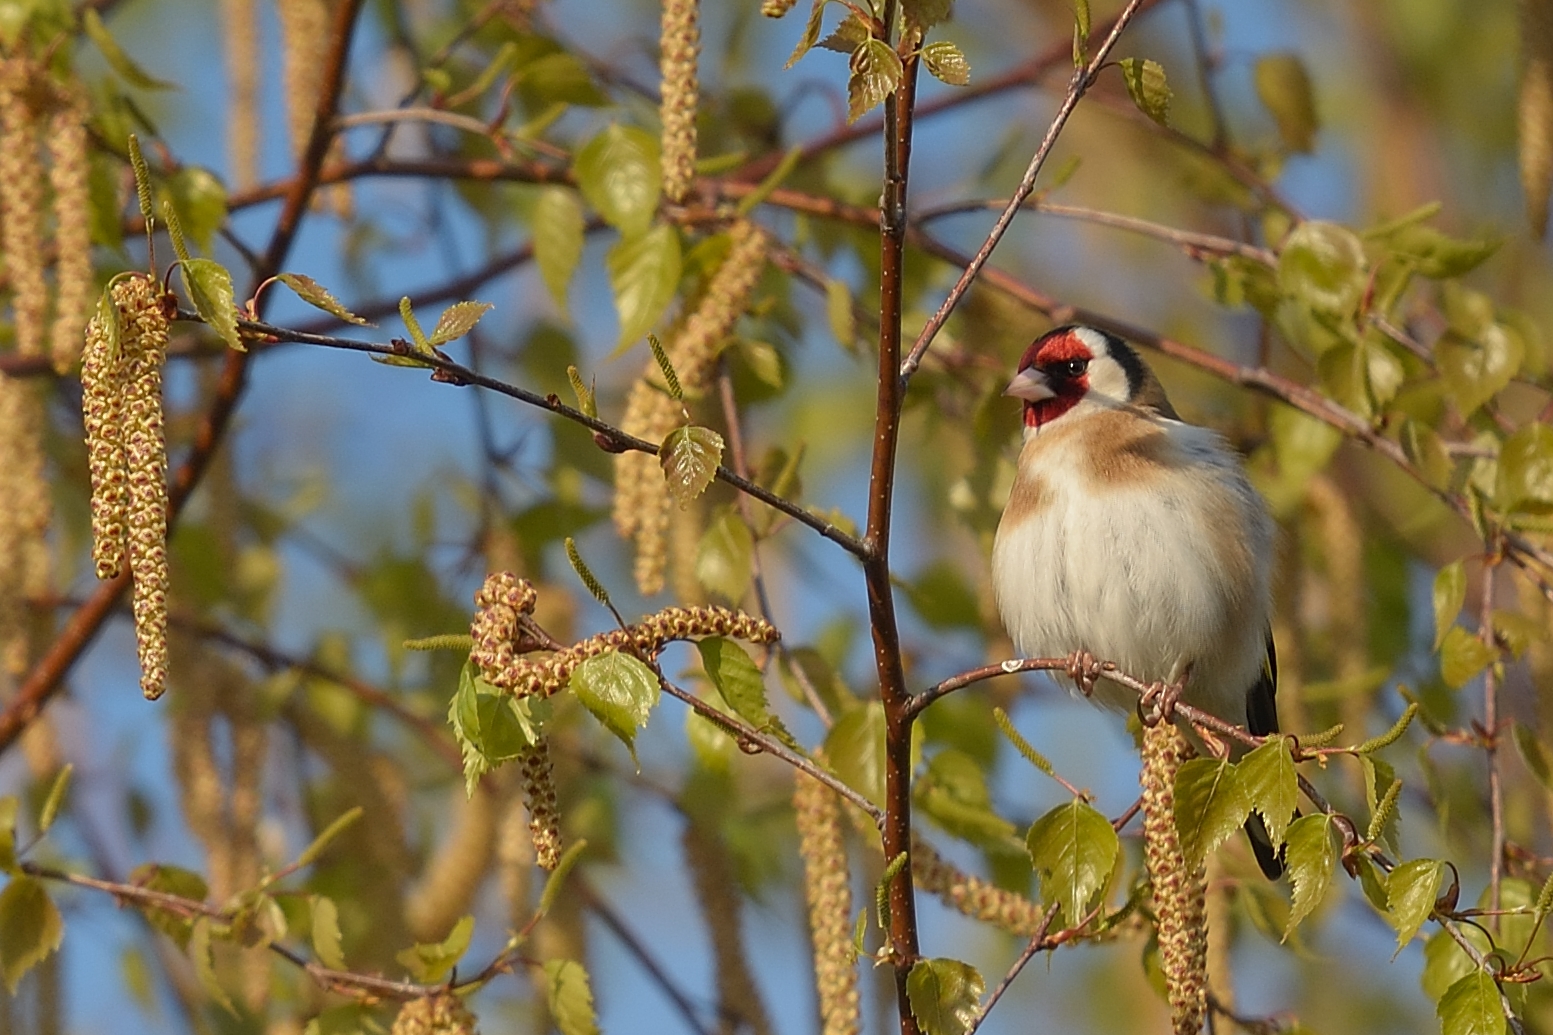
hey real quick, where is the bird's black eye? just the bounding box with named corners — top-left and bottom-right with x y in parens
top-left (1046, 359), bottom-right (1088, 379)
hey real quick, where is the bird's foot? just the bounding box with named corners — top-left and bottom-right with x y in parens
top-left (1065, 650), bottom-right (1102, 697)
top-left (1138, 678), bottom-right (1184, 727)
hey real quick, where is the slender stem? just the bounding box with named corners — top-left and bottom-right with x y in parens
top-left (864, 8), bottom-right (924, 1032)
top-left (899, 0), bottom-right (1149, 381)
top-left (965, 903), bottom-right (1062, 1035)
top-left (1480, 551), bottom-right (1504, 929)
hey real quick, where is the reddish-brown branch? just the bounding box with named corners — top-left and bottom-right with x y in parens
top-left (0, 0), bottom-right (368, 756)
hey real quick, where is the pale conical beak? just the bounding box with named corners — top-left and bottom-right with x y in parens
top-left (1004, 367), bottom-right (1054, 402)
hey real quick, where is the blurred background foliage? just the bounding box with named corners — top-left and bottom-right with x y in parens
top-left (0, 0), bottom-right (1552, 1033)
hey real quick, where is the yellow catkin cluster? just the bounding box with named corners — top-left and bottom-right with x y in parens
top-left (0, 374), bottom-right (50, 676)
top-left (794, 767), bottom-right (860, 1035)
top-left (1142, 723), bottom-right (1208, 1035)
top-left (613, 221), bottom-right (769, 594)
top-left (0, 56), bottom-right (48, 358)
top-left (390, 993), bottom-right (480, 1035)
top-left (46, 82), bottom-right (91, 373)
top-left (910, 837), bottom-right (1048, 937)
top-left (518, 739), bottom-right (562, 870)
top-left (82, 275), bottom-right (173, 699)
top-left (277, 0), bottom-right (352, 216)
top-left (682, 820), bottom-right (775, 1035)
top-left (659, 0), bottom-right (700, 204)
top-left (222, 0), bottom-right (260, 190)
top-left (469, 572), bottom-right (779, 699)
top-left (760, 0), bottom-right (798, 15)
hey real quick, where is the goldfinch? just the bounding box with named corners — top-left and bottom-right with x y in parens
top-left (990, 325), bottom-right (1284, 877)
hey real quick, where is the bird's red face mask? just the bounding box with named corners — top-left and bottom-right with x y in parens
top-left (1006, 331), bottom-right (1092, 431)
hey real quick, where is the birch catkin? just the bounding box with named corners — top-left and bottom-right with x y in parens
top-left (659, 0), bottom-right (700, 204)
top-left (0, 57), bottom-right (47, 358)
top-left (82, 276), bottom-right (173, 699)
top-left (47, 83), bottom-right (92, 373)
top-left (1142, 723), bottom-right (1209, 1035)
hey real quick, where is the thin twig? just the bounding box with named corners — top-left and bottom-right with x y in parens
top-left (899, 0), bottom-right (1148, 381)
top-left (966, 903), bottom-right (1062, 1035)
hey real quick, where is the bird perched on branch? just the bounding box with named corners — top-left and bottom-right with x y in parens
top-left (991, 324), bottom-right (1284, 878)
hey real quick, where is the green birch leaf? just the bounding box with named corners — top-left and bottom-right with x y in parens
top-left (922, 40), bottom-right (971, 86)
top-left (906, 957), bottom-right (984, 1035)
top-left (825, 702), bottom-right (886, 807)
top-left (697, 636), bottom-right (796, 748)
top-left (817, 12), bottom-right (870, 53)
top-left (1254, 52), bottom-right (1318, 152)
top-left (189, 917), bottom-right (236, 1014)
top-left (276, 273), bottom-right (371, 326)
top-left (37, 765), bottom-right (71, 834)
top-left (826, 279), bottom-right (856, 349)
top-left (545, 959), bottom-right (601, 1035)
top-left (1118, 57), bottom-right (1171, 126)
top-left (394, 915), bottom-right (474, 984)
top-left (1496, 422), bottom-right (1553, 514)
top-left (0, 877), bottom-right (62, 994)
top-left (569, 650), bottom-right (661, 760)
top-left (427, 301), bottom-right (494, 346)
top-left (1401, 419), bottom-right (1454, 490)
top-left (1386, 858), bottom-right (1444, 953)
top-left (1283, 813), bottom-right (1336, 938)
top-left (695, 509), bottom-right (753, 602)
top-left (310, 895), bottom-right (345, 970)
top-left (1278, 221), bottom-right (1367, 316)
top-left (607, 223), bottom-right (681, 351)
top-left (848, 38), bottom-right (903, 124)
top-left (1423, 925), bottom-right (1491, 1001)
top-left (180, 258), bottom-right (242, 351)
top-left (574, 124), bottom-right (661, 238)
top-left (918, 750), bottom-right (1018, 849)
top-left (1439, 626), bottom-right (1495, 690)
top-left (1174, 756), bottom-right (1251, 869)
top-left (164, 167), bottom-right (227, 253)
top-left (126, 864), bottom-right (207, 949)
top-left (1432, 560), bottom-right (1467, 651)
top-left (659, 425), bottom-right (724, 508)
top-left (83, 9), bottom-right (177, 90)
top-left (533, 187), bottom-right (586, 308)
top-left (1436, 326), bottom-right (1523, 417)
top-left (1437, 971), bottom-right (1507, 1035)
top-left (785, 0), bottom-right (829, 68)
top-left (1026, 799), bottom-right (1120, 926)
top-left (1238, 736), bottom-right (1297, 848)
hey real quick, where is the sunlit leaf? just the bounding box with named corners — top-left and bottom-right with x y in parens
top-left (569, 650), bottom-right (661, 760)
top-left (817, 12), bottom-right (870, 53)
top-left (310, 896), bottom-right (345, 970)
top-left (1254, 52), bottom-right (1318, 152)
top-left (1386, 858), bottom-right (1444, 954)
top-left (276, 273), bottom-right (371, 326)
top-left (180, 258), bottom-right (242, 351)
top-left (545, 959), bottom-right (602, 1035)
top-left (906, 958), bottom-right (984, 1035)
top-left (1173, 756), bottom-right (1250, 869)
top-left (163, 167), bottom-right (227, 253)
top-left (848, 38), bottom-right (903, 124)
top-left (534, 187), bottom-right (586, 308)
top-left (607, 223), bottom-right (681, 351)
top-left (0, 877), bottom-right (62, 994)
top-left (1496, 422), bottom-right (1553, 514)
top-left (825, 702), bottom-right (886, 807)
top-left (918, 750), bottom-right (1018, 850)
top-left (695, 510), bottom-right (753, 602)
top-left (1026, 799), bottom-right (1119, 926)
top-left (785, 0), bottom-right (829, 68)
top-left (922, 40), bottom-right (970, 86)
top-left (1432, 560), bottom-right (1467, 651)
top-left (1237, 737), bottom-right (1297, 848)
top-left (697, 636), bottom-right (795, 748)
top-left (1436, 971), bottom-right (1507, 1035)
top-left (659, 425), bottom-right (724, 508)
top-left (189, 917), bottom-right (236, 1014)
top-left (1283, 814), bottom-right (1336, 938)
top-left (1439, 626), bottom-right (1495, 690)
top-left (37, 765), bottom-right (71, 834)
top-left (427, 301), bottom-right (494, 347)
top-left (1119, 57), bottom-right (1170, 126)
top-left (1436, 325), bottom-right (1523, 418)
top-left (394, 915), bottom-right (474, 984)
top-left (1513, 721), bottom-right (1553, 791)
top-left (1277, 221), bottom-right (1367, 317)
top-left (575, 124), bottom-right (661, 238)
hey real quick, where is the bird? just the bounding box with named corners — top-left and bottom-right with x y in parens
top-left (990, 324), bottom-right (1284, 878)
